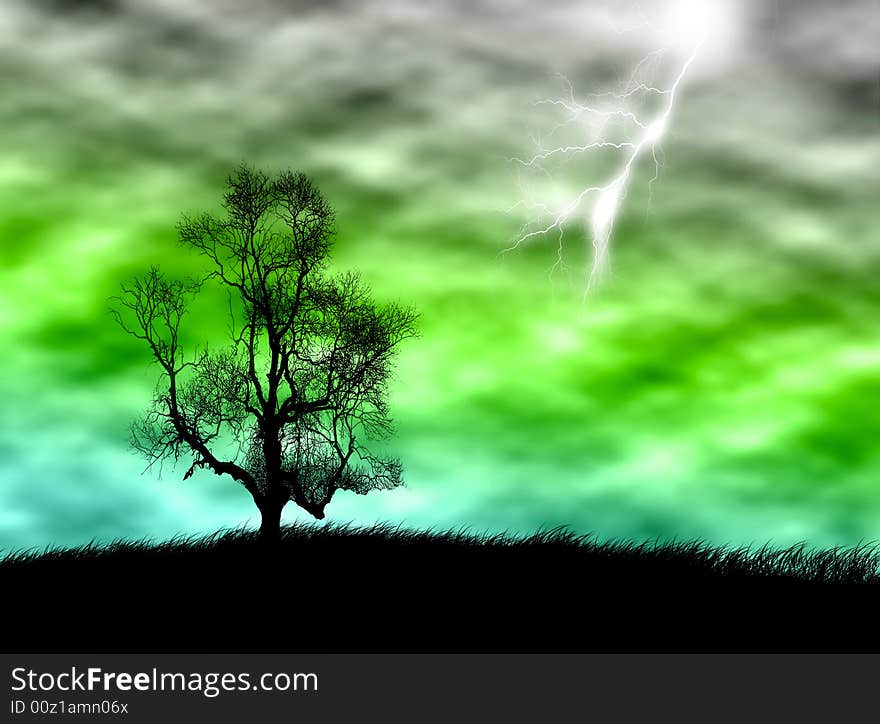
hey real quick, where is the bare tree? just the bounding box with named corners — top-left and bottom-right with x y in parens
top-left (112, 166), bottom-right (418, 540)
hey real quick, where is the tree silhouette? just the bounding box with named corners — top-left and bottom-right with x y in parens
top-left (112, 167), bottom-right (418, 540)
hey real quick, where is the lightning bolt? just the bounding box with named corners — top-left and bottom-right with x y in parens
top-left (507, 35), bottom-right (704, 296)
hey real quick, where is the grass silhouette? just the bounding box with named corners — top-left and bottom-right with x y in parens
top-left (3, 523), bottom-right (879, 652)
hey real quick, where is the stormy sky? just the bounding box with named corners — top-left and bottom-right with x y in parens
top-left (1, 0), bottom-right (878, 550)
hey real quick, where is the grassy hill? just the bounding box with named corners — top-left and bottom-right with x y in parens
top-left (2, 524), bottom-right (879, 652)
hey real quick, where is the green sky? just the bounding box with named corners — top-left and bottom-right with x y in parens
top-left (1, 0), bottom-right (879, 551)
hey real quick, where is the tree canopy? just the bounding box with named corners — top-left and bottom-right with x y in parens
top-left (112, 166), bottom-right (418, 538)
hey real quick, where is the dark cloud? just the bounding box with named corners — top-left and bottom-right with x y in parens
top-left (754, 0), bottom-right (880, 107)
top-left (34, 0), bottom-right (122, 18)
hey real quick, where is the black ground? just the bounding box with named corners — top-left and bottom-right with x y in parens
top-left (2, 524), bottom-right (879, 652)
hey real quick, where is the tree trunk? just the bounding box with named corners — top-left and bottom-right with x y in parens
top-left (258, 499), bottom-right (285, 543)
